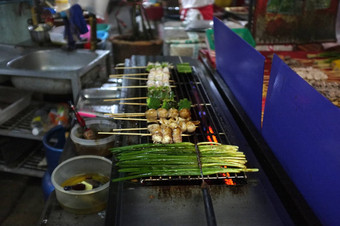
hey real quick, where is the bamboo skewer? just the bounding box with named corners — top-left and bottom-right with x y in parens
top-left (119, 103), bottom-right (147, 106)
top-left (114, 66), bottom-right (174, 70)
top-left (110, 73), bottom-right (149, 78)
top-left (114, 66), bottom-right (149, 70)
top-left (107, 117), bottom-right (149, 121)
top-left (112, 128), bottom-right (148, 131)
top-left (112, 127), bottom-right (198, 132)
top-left (99, 132), bottom-right (151, 136)
top-left (112, 77), bottom-right (149, 80)
top-left (109, 112), bottom-right (146, 117)
top-left (113, 85), bottom-right (176, 89)
top-left (109, 76), bottom-right (175, 82)
top-left (103, 97), bottom-right (148, 102)
top-left (98, 132), bottom-right (191, 136)
top-left (114, 103), bottom-right (210, 107)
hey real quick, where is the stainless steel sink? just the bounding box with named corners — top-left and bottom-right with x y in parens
top-left (7, 49), bottom-right (99, 71)
top-left (0, 44), bottom-right (25, 83)
top-left (0, 44), bottom-right (25, 63)
top-left (0, 48), bottom-right (111, 102)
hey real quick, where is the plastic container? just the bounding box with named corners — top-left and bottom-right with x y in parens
top-left (48, 26), bottom-right (66, 44)
top-left (31, 109), bottom-right (49, 136)
top-left (97, 30), bottom-right (108, 41)
top-left (42, 125), bottom-right (66, 200)
top-left (231, 28), bottom-right (256, 47)
top-left (51, 155), bottom-right (112, 214)
top-left (97, 23), bottom-right (110, 32)
top-left (70, 119), bottom-right (116, 156)
top-left (42, 171), bottom-right (55, 200)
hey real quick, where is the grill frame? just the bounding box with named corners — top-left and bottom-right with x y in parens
top-left (111, 56), bottom-right (250, 183)
top-left (105, 56), bottom-right (295, 226)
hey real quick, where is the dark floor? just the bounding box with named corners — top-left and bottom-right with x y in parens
top-left (0, 172), bottom-right (45, 226)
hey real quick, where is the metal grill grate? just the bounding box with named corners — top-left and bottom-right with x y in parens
top-left (115, 58), bottom-right (247, 183)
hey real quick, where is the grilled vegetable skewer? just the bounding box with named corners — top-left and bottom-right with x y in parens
top-left (110, 143), bottom-right (259, 182)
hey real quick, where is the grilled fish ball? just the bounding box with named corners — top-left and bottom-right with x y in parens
top-left (161, 127), bottom-right (172, 144)
top-left (151, 128), bottom-right (163, 143)
top-left (167, 108), bottom-right (179, 119)
top-left (157, 108), bottom-right (168, 119)
top-left (178, 121), bottom-right (187, 132)
top-left (147, 124), bottom-right (160, 133)
top-left (179, 108), bottom-right (191, 119)
top-left (146, 109), bottom-right (158, 122)
top-left (168, 119), bottom-right (178, 129)
top-left (172, 127), bottom-right (182, 143)
top-left (186, 121), bottom-right (196, 133)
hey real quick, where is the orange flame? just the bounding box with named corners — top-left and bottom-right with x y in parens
top-left (206, 126), bottom-right (236, 185)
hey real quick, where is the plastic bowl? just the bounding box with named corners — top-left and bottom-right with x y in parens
top-left (51, 155), bottom-right (112, 214)
top-left (70, 119), bottom-right (116, 156)
top-left (97, 23), bottom-right (110, 32)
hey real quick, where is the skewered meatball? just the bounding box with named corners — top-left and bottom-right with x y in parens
top-left (186, 121), bottom-right (196, 133)
top-left (151, 128), bottom-right (163, 143)
top-left (168, 119), bottom-right (178, 129)
top-left (172, 127), bottom-right (182, 143)
top-left (167, 108), bottom-right (178, 119)
top-left (145, 109), bottom-right (158, 122)
top-left (178, 121), bottom-right (187, 132)
top-left (179, 108), bottom-right (191, 119)
top-left (163, 67), bottom-right (170, 74)
top-left (157, 108), bottom-right (168, 119)
top-left (161, 126), bottom-right (173, 144)
top-left (148, 124), bottom-right (160, 133)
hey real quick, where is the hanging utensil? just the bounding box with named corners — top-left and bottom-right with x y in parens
top-left (195, 142), bottom-right (217, 226)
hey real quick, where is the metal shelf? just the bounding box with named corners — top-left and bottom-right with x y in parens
top-left (0, 101), bottom-right (51, 177)
top-left (0, 101), bottom-right (47, 140)
top-left (0, 142), bottom-right (46, 178)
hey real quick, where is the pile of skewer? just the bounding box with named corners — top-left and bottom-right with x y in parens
top-left (99, 62), bottom-right (199, 144)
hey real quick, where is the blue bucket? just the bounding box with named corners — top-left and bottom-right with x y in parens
top-left (42, 125), bottom-right (66, 199)
top-left (43, 125), bottom-right (66, 174)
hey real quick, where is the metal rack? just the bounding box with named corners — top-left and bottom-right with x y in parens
top-left (0, 142), bottom-right (46, 177)
top-left (0, 101), bottom-right (49, 177)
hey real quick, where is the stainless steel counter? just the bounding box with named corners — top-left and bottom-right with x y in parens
top-left (0, 44), bottom-right (111, 102)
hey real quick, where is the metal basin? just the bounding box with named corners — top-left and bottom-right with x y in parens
top-left (7, 49), bottom-right (98, 71)
top-left (3, 48), bottom-right (111, 101)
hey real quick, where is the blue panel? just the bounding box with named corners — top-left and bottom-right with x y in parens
top-left (213, 17), bottom-right (265, 130)
top-left (262, 55), bottom-right (340, 226)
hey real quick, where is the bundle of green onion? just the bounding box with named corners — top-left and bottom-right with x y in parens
top-left (110, 142), bottom-right (258, 182)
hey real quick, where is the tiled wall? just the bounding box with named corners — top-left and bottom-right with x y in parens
top-left (0, 2), bottom-right (31, 44)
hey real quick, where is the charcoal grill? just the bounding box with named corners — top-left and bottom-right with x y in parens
top-left (105, 55), bottom-right (299, 226)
